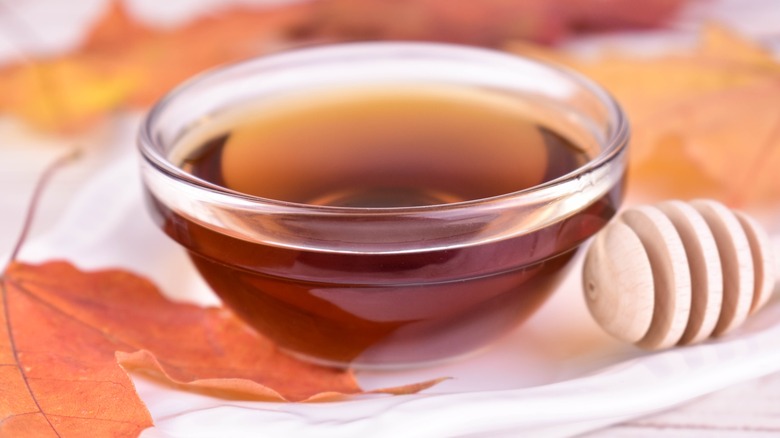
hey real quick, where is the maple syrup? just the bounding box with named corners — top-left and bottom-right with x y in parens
top-left (146, 85), bottom-right (623, 367)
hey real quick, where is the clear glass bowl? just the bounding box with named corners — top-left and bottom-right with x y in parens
top-left (138, 43), bottom-right (629, 369)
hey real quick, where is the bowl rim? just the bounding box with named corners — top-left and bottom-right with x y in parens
top-left (138, 41), bottom-right (629, 216)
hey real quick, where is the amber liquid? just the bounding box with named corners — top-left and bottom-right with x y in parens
top-left (148, 86), bottom-right (623, 367)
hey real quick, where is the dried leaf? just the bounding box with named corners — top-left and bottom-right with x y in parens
top-left (0, 2), bottom-right (312, 132)
top-left (0, 0), bottom-right (686, 132)
top-left (306, 0), bottom-right (687, 46)
top-left (1, 260), bottom-right (442, 436)
top-left (1, 262), bottom-right (153, 437)
top-left (508, 25), bottom-right (780, 208)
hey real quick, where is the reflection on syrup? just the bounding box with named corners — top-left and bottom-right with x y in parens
top-left (181, 86), bottom-right (589, 206)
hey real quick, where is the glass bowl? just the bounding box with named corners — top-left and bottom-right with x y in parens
top-left (138, 42), bottom-right (629, 369)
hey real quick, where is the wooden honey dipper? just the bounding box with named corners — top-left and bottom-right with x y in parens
top-left (583, 199), bottom-right (778, 350)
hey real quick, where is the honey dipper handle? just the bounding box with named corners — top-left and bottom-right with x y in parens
top-left (584, 202), bottom-right (780, 350)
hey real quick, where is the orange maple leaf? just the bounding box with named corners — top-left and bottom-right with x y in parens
top-left (1, 258), bottom-right (445, 436)
top-left (1, 261), bottom-right (154, 436)
top-left (0, 260), bottom-right (339, 436)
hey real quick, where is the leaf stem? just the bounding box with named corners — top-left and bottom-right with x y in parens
top-left (8, 149), bottom-right (81, 263)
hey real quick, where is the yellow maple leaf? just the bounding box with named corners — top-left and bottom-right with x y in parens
top-left (509, 25), bottom-right (780, 208)
top-left (0, 2), bottom-right (309, 132)
top-left (1, 61), bottom-right (137, 131)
